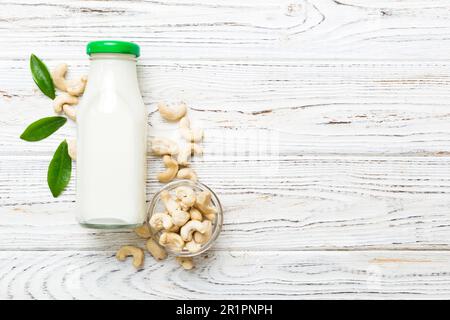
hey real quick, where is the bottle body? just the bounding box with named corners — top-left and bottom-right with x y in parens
top-left (76, 53), bottom-right (147, 228)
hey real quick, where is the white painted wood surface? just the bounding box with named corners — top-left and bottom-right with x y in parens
top-left (2, 0), bottom-right (450, 60)
top-left (1, 0), bottom-right (450, 299)
top-left (1, 251), bottom-right (450, 299)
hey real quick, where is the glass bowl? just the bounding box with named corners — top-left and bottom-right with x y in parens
top-left (147, 179), bottom-right (223, 257)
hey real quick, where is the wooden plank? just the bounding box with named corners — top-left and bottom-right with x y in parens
top-left (1, 250), bottom-right (449, 299)
top-left (1, 0), bottom-right (450, 60)
top-left (2, 61), bottom-right (450, 155)
top-left (4, 60), bottom-right (450, 108)
top-left (2, 155), bottom-right (450, 250)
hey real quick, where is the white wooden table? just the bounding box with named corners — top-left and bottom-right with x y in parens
top-left (2, 0), bottom-right (450, 299)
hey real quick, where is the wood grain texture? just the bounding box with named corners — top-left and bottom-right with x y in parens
top-left (1, 0), bottom-right (450, 60)
top-left (2, 61), bottom-right (450, 156)
top-left (2, 155), bottom-right (450, 251)
top-left (2, 0), bottom-right (450, 299)
top-left (1, 250), bottom-right (450, 299)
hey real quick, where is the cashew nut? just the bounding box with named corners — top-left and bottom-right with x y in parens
top-left (116, 245), bottom-right (144, 268)
top-left (149, 212), bottom-right (174, 231)
top-left (189, 208), bottom-right (203, 221)
top-left (160, 190), bottom-right (190, 226)
top-left (177, 168), bottom-right (198, 181)
top-left (146, 238), bottom-right (167, 261)
top-left (158, 102), bottom-right (187, 121)
top-left (67, 139), bottom-right (76, 161)
top-left (134, 223), bottom-right (151, 239)
top-left (203, 212), bottom-right (216, 222)
top-left (176, 256), bottom-right (195, 270)
top-left (51, 63), bottom-right (87, 96)
top-left (62, 104), bottom-right (76, 121)
top-left (159, 232), bottom-right (185, 252)
top-left (171, 209), bottom-right (190, 227)
top-left (176, 143), bottom-right (203, 166)
top-left (185, 240), bottom-right (202, 253)
top-left (167, 224), bottom-right (180, 233)
top-left (160, 190), bottom-right (181, 214)
top-left (179, 117), bottom-right (203, 142)
top-left (51, 63), bottom-right (69, 91)
top-left (194, 191), bottom-right (217, 216)
top-left (194, 220), bottom-right (213, 244)
top-left (175, 186), bottom-right (196, 211)
top-left (67, 76), bottom-right (87, 96)
top-left (180, 220), bottom-right (207, 242)
top-left (176, 144), bottom-right (192, 166)
top-left (157, 155), bottom-right (179, 183)
top-left (151, 137), bottom-right (179, 156)
top-left (54, 93), bottom-right (78, 113)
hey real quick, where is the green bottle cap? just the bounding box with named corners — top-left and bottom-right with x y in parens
top-left (86, 40), bottom-right (140, 57)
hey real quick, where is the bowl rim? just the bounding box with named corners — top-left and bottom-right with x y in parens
top-left (147, 179), bottom-right (223, 257)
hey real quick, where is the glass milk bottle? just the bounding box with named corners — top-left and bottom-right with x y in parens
top-left (76, 41), bottom-right (147, 228)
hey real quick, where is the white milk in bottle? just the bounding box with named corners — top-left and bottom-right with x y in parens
top-left (76, 41), bottom-right (147, 228)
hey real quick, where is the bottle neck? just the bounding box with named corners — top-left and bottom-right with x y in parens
top-left (88, 54), bottom-right (138, 87)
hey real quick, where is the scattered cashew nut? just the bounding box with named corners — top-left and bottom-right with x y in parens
top-left (158, 102), bottom-right (187, 121)
top-left (159, 232), bottom-right (185, 252)
top-left (146, 238), bottom-right (167, 261)
top-left (180, 220), bottom-right (207, 242)
top-left (149, 212), bottom-right (174, 231)
top-left (67, 76), bottom-right (87, 96)
top-left (54, 93), bottom-right (78, 113)
top-left (134, 223), bottom-right (152, 239)
top-left (63, 104), bottom-right (76, 121)
top-left (51, 63), bottom-right (87, 96)
top-left (151, 137), bottom-right (179, 156)
top-left (179, 117), bottom-right (203, 142)
top-left (194, 220), bottom-right (213, 244)
top-left (67, 139), bottom-right (77, 161)
top-left (176, 143), bottom-right (203, 166)
top-left (175, 186), bottom-right (196, 211)
top-left (176, 256), bottom-right (195, 270)
top-left (157, 155), bottom-right (179, 183)
top-left (116, 245), bottom-right (144, 268)
top-left (177, 168), bottom-right (198, 181)
top-left (195, 191), bottom-right (217, 216)
top-left (176, 144), bottom-right (191, 166)
top-left (51, 63), bottom-right (69, 92)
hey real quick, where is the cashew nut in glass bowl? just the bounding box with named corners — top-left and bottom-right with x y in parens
top-left (148, 179), bottom-right (223, 257)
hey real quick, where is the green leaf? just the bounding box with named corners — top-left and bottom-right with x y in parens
top-left (47, 140), bottom-right (72, 198)
top-left (20, 116), bottom-right (67, 142)
top-left (30, 54), bottom-right (55, 100)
